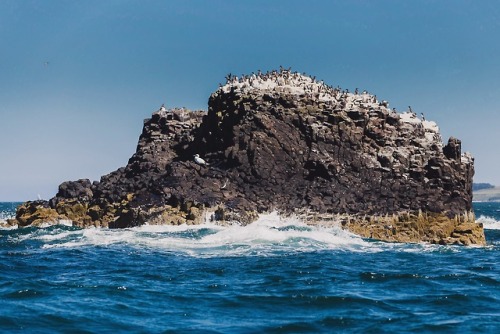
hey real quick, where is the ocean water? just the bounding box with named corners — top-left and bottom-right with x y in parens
top-left (0, 202), bottom-right (499, 333)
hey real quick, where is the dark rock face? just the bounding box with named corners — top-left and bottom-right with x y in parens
top-left (11, 70), bottom-right (485, 245)
top-left (193, 89), bottom-right (474, 219)
top-left (55, 179), bottom-right (93, 202)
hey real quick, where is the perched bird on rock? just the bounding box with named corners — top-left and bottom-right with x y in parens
top-left (194, 154), bottom-right (208, 165)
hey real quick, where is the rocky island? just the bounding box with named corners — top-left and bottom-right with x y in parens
top-left (8, 69), bottom-right (486, 245)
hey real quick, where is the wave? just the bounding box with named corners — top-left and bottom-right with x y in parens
top-left (477, 216), bottom-right (500, 230)
top-left (0, 222), bottom-right (17, 230)
top-left (0, 211), bottom-right (14, 222)
top-left (3, 212), bottom-right (403, 257)
top-left (0, 204), bottom-right (17, 229)
top-left (0, 215), bottom-right (15, 230)
top-left (4, 211), bottom-right (491, 256)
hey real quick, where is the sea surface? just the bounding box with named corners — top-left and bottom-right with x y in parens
top-left (0, 202), bottom-right (499, 333)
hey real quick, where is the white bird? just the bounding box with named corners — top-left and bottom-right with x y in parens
top-left (194, 154), bottom-right (207, 165)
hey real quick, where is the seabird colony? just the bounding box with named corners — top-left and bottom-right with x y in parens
top-left (217, 68), bottom-right (393, 114)
top-left (216, 67), bottom-right (441, 145)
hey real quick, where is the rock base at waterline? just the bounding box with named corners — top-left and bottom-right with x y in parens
top-left (300, 211), bottom-right (485, 246)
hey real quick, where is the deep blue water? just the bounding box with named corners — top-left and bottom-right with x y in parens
top-left (0, 202), bottom-right (499, 333)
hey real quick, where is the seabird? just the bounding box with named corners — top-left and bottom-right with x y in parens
top-left (194, 154), bottom-right (207, 165)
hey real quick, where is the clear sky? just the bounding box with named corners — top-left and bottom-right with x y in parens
top-left (1, 0), bottom-right (499, 201)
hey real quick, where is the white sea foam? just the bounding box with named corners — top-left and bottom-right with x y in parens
top-left (34, 212), bottom-right (380, 256)
top-left (5, 211), bottom-right (489, 254)
top-left (38, 219), bottom-right (73, 228)
top-left (0, 209), bottom-right (14, 224)
top-left (0, 220), bottom-right (17, 230)
top-left (477, 216), bottom-right (500, 230)
top-left (0, 211), bottom-right (15, 229)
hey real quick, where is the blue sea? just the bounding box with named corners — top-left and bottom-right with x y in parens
top-left (0, 202), bottom-right (499, 333)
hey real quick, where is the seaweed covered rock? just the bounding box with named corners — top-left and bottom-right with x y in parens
top-left (12, 69), bottom-right (485, 245)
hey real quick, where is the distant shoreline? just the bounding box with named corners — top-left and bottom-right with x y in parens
top-left (473, 186), bottom-right (500, 202)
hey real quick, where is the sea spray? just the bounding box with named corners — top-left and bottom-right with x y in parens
top-left (33, 212), bottom-right (371, 257)
top-left (476, 216), bottom-right (500, 230)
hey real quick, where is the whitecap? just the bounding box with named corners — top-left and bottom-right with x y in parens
top-left (12, 211), bottom-right (489, 255)
top-left (38, 219), bottom-right (73, 228)
top-left (38, 211), bottom-right (379, 256)
top-left (477, 216), bottom-right (500, 230)
top-left (0, 210), bottom-right (15, 228)
top-left (0, 220), bottom-right (18, 230)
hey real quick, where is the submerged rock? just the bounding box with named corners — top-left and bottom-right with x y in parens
top-left (12, 69), bottom-right (485, 245)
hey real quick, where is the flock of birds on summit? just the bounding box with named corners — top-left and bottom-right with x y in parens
top-left (219, 67), bottom-right (382, 107)
top-left (216, 67), bottom-right (429, 122)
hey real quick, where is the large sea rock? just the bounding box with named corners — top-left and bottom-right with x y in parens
top-left (9, 70), bottom-right (485, 245)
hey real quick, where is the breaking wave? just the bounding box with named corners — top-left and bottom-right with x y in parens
top-left (33, 212), bottom-right (372, 256)
top-left (0, 202), bottom-right (19, 228)
top-left (0, 209), bottom-right (14, 221)
top-left (477, 215), bottom-right (500, 230)
top-left (3, 210), bottom-right (492, 257)
top-left (1, 212), bottom-right (447, 257)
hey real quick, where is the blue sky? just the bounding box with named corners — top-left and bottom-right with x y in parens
top-left (1, 0), bottom-right (499, 201)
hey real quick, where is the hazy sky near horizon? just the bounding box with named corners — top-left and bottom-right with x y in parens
top-left (1, 0), bottom-right (499, 201)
